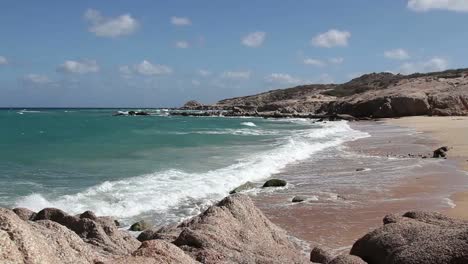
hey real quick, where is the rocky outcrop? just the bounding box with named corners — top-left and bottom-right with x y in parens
top-left (229, 181), bottom-right (256, 194)
top-left (191, 68), bottom-right (468, 118)
top-left (33, 208), bottom-right (140, 256)
top-left (107, 240), bottom-right (199, 264)
top-left (0, 208), bottom-right (102, 264)
top-left (170, 194), bottom-right (309, 263)
top-left (350, 211), bottom-right (468, 264)
top-left (12, 207), bottom-right (36, 220)
top-left (182, 100), bottom-right (204, 110)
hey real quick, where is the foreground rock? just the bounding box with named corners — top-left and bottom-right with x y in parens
top-left (171, 194), bottom-right (308, 263)
top-left (351, 211), bottom-right (468, 264)
top-left (0, 208), bottom-right (102, 264)
top-left (33, 208), bottom-right (140, 256)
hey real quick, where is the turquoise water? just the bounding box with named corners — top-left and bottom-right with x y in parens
top-left (0, 109), bottom-right (367, 225)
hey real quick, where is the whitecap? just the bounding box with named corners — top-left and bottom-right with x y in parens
top-left (241, 122), bottom-right (257, 127)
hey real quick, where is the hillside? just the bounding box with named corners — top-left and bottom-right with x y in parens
top-left (202, 68), bottom-right (468, 118)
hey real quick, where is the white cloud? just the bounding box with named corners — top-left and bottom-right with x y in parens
top-left (23, 74), bottom-right (51, 84)
top-left (0, 56), bottom-right (8, 65)
top-left (134, 60), bottom-right (172, 76)
top-left (408, 0), bottom-right (468, 12)
top-left (84, 9), bottom-right (139, 38)
top-left (198, 69), bottom-right (212, 77)
top-left (171, 16), bottom-right (191, 26)
top-left (191, 80), bottom-right (201, 86)
top-left (265, 73), bottom-right (302, 85)
top-left (399, 57), bottom-right (449, 74)
top-left (384, 49), bottom-right (410, 60)
top-left (221, 71), bottom-right (251, 80)
top-left (175, 41), bottom-right (189, 49)
top-left (312, 29), bottom-right (351, 48)
top-left (57, 59), bottom-right (100, 74)
top-left (241, 32), bottom-right (266, 48)
top-left (304, 58), bottom-right (325, 67)
top-left (329, 57), bottom-right (344, 64)
top-left (119, 65), bottom-right (133, 78)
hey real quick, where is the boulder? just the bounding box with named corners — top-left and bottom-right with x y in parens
top-left (12, 207), bottom-right (36, 221)
top-left (170, 194), bottom-right (308, 263)
top-left (107, 240), bottom-right (198, 264)
top-left (0, 208), bottom-right (102, 264)
top-left (292, 196), bottom-right (307, 203)
top-left (310, 246), bottom-right (334, 263)
top-left (350, 211), bottom-right (468, 264)
top-left (137, 225), bottom-right (181, 242)
top-left (130, 220), bottom-right (151, 231)
top-left (34, 208), bottom-right (140, 256)
top-left (262, 179), bottom-right (287, 188)
top-left (329, 255), bottom-right (367, 264)
top-left (433, 146), bottom-right (449, 158)
top-left (229, 181), bottom-right (256, 194)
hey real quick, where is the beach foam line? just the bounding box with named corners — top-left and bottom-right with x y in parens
top-left (15, 121), bottom-right (370, 223)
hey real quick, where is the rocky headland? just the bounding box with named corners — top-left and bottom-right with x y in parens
top-left (178, 68), bottom-right (468, 119)
top-left (2, 193), bottom-right (468, 263)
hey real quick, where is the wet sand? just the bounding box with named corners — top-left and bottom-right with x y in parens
top-left (251, 119), bottom-right (468, 253)
top-left (387, 116), bottom-right (468, 219)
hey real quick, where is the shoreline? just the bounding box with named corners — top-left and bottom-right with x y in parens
top-left (385, 116), bottom-right (468, 220)
top-left (250, 116), bottom-right (468, 253)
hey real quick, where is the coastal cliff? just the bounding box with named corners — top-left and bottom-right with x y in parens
top-left (183, 68), bottom-right (468, 118)
top-left (2, 194), bottom-right (468, 263)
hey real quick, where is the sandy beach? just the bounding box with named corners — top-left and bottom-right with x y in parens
top-left (387, 116), bottom-right (468, 219)
top-left (252, 117), bottom-right (468, 253)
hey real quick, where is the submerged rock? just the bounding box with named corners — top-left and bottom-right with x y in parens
top-left (262, 179), bottom-right (287, 188)
top-left (292, 196), bottom-right (307, 203)
top-left (130, 220), bottom-right (151, 232)
top-left (351, 211), bottom-right (468, 264)
top-left (229, 181), bottom-right (256, 194)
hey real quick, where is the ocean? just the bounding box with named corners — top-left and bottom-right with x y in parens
top-left (0, 108), bottom-right (369, 227)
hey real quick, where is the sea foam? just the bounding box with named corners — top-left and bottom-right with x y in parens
top-left (15, 121), bottom-right (369, 224)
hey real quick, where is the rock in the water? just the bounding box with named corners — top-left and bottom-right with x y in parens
top-left (229, 181), bottom-right (256, 194)
top-left (292, 196), bottom-right (307, 203)
top-left (356, 168), bottom-right (366, 172)
top-left (433, 146), bottom-right (449, 158)
top-left (351, 210), bottom-right (468, 264)
top-left (12, 207), bottom-right (36, 221)
top-left (310, 246), bottom-right (333, 263)
top-left (170, 194), bottom-right (308, 263)
top-left (329, 255), bottom-right (367, 264)
top-left (262, 179), bottom-right (287, 188)
top-left (130, 220), bottom-right (150, 231)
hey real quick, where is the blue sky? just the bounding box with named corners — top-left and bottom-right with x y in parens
top-left (1, 0), bottom-right (467, 107)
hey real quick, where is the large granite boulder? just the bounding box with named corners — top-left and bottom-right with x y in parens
top-left (170, 194), bottom-right (308, 263)
top-left (0, 208), bottom-right (101, 264)
top-left (350, 211), bottom-right (468, 264)
top-left (106, 240), bottom-right (199, 264)
top-left (12, 207), bottom-right (36, 221)
top-left (33, 208), bottom-right (140, 256)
